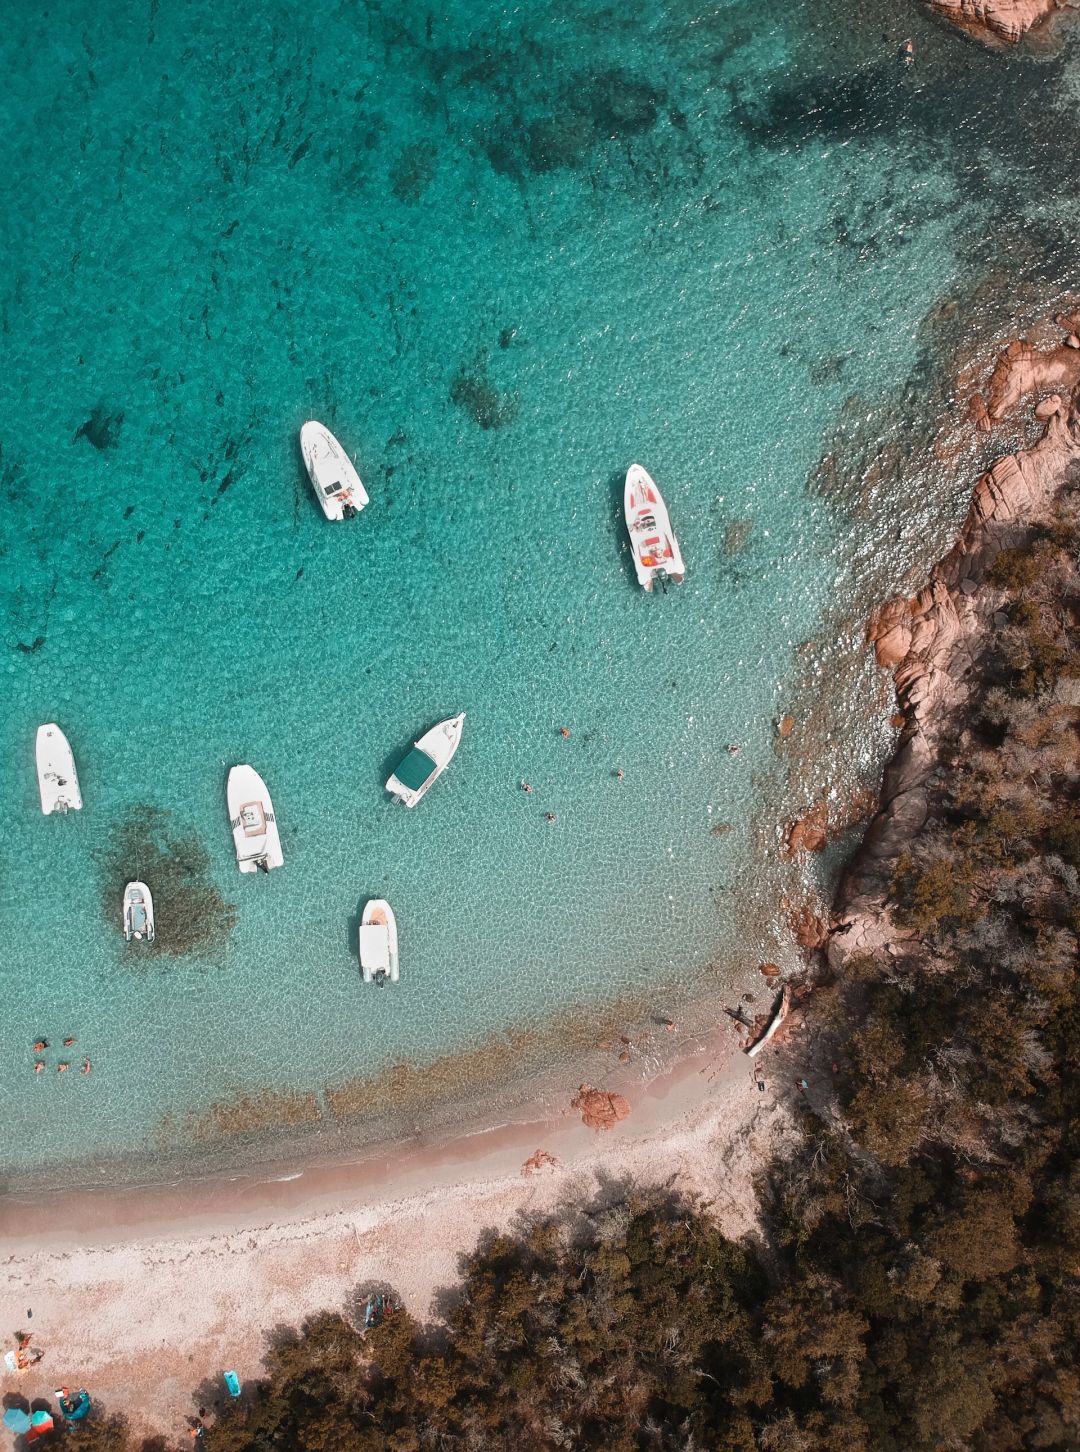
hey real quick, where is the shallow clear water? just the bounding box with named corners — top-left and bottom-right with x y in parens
top-left (2, 0), bottom-right (1077, 1185)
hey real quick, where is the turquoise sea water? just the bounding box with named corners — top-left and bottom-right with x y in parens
top-left (2, 0), bottom-right (1077, 1186)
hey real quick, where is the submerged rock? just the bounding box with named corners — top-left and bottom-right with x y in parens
top-left (783, 802), bottom-right (829, 858)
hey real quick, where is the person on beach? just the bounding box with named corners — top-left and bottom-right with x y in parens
top-left (901, 37), bottom-right (914, 65)
top-left (662, 1018), bottom-right (675, 1032)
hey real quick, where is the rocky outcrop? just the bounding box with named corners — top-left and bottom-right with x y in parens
top-left (832, 336), bottom-right (1080, 966)
top-left (571, 1084), bottom-right (631, 1131)
top-left (923, 0), bottom-right (1061, 43)
top-left (783, 802), bottom-right (829, 858)
top-left (521, 1148), bottom-right (559, 1175)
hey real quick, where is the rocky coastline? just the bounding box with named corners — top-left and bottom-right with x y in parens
top-left (924, 0), bottom-right (1065, 44)
top-left (829, 319), bottom-right (1080, 968)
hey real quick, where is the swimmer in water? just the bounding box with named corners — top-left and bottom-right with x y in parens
top-left (63, 1037), bottom-right (76, 1047)
top-left (82, 1060), bottom-right (92, 1075)
top-left (615, 768), bottom-right (624, 781)
top-left (901, 37), bottom-right (914, 65)
top-left (34, 1061), bottom-right (44, 1075)
top-left (33, 1039), bottom-right (48, 1053)
top-left (545, 812), bottom-right (557, 823)
top-left (57, 1062), bottom-right (69, 1074)
top-left (726, 744), bottom-right (740, 756)
top-left (559, 727), bottom-right (570, 738)
top-left (521, 780), bottom-right (534, 794)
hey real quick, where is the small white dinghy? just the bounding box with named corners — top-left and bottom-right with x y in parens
top-left (226, 765), bottom-right (284, 873)
top-left (300, 421), bottom-right (369, 520)
top-left (36, 723), bottom-right (83, 814)
top-left (123, 880), bottom-right (156, 943)
top-left (359, 899), bottom-right (399, 987)
top-left (624, 464), bottom-right (685, 591)
top-left (385, 713), bottom-right (465, 808)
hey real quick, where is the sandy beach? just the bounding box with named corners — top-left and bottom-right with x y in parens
top-left (0, 1026), bottom-right (792, 1440)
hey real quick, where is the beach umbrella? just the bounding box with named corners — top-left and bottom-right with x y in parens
top-left (2, 1408), bottom-right (31, 1434)
top-left (30, 1409), bottom-right (54, 1432)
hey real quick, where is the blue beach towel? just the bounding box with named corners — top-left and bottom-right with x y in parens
top-left (224, 1371), bottom-right (241, 1398)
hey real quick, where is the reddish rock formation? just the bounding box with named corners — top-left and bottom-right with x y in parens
top-left (924, 0), bottom-right (1059, 44)
top-left (789, 905), bottom-right (830, 953)
top-left (783, 802), bottom-right (829, 858)
top-left (571, 1084), bottom-right (631, 1131)
top-left (868, 596), bottom-right (914, 669)
top-left (521, 1148), bottom-right (559, 1175)
top-left (984, 339), bottom-right (1080, 421)
top-left (759, 961), bottom-right (782, 978)
top-left (776, 714), bottom-right (796, 739)
top-left (833, 335), bottom-right (1080, 967)
top-left (1035, 394), bottom-right (1064, 420)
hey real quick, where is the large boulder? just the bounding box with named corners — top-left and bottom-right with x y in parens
top-left (924, 0), bottom-right (1059, 44)
top-left (571, 1084), bottom-right (631, 1131)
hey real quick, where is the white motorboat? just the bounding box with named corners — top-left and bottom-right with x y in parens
top-left (123, 880), bottom-right (156, 943)
top-left (359, 899), bottom-right (399, 986)
top-left (624, 464), bottom-right (685, 591)
top-left (300, 421), bottom-right (369, 520)
top-left (36, 723), bottom-right (82, 814)
top-left (226, 764), bottom-right (284, 873)
top-left (385, 713), bottom-right (465, 808)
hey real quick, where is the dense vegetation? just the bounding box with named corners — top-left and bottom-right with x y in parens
top-left (48, 521), bottom-right (1080, 1449)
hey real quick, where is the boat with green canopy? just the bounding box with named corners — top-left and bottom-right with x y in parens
top-left (385, 713), bottom-right (465, 808)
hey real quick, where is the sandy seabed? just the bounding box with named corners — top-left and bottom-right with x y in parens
top-left (0, 1028), bottom-right (789, 1440)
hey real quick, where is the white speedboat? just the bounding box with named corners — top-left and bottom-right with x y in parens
top-left (359, 899), bottom-right (399, 986)
top-left (385, 713), bottom-right (465, 808)
top-left (624, 464), bottom-right (685, 591)
top-left (300, 421), bottom-right (369, 520)
top-left (226, 765), bottom-right (284, 873)
top-left (36, 723), bottom-right (83, 814)
top-left (123, 880), bottom-right (155, 943)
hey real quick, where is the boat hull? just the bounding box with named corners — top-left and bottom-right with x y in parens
top-left (36, 724), bottom-right (82, 814)
top-left (226, 765), bottom-right (284, 872)
top-left (385, 712), bottom-right (465, 807)
top-left (359, 898), bottom-right (399, 984)
top-left (123, 880), bottom-right (156, 943)
top-left (624, 464), bottom-right (685, 591)
top-left (300, 421), bottom-right (369, 521)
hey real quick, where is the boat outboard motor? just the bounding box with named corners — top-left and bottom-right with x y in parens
top-left (257, 856), bottom-right (269, 874)
top-left (654, 567), bottom-right (669, 595)
top-left (374, 969), bottom-right (387, 989)
top-left (343, 501), bottom-right (356, 520)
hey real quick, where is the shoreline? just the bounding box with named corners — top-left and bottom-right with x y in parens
top-left (0, 975), bottom-right (772, 1199)
top-left (0, 1023), bottom-right (791, 1439)
top-left (6, 319), bottom-right (1075, 1440)
top-left (832, 314), bottom-right (1080, 962)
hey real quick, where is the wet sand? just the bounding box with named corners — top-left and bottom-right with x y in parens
top-left (0, 1023), bottom-right (793, 1440)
